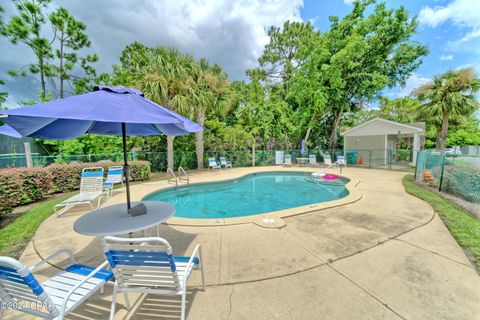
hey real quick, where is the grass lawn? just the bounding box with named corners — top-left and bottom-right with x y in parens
top-left (403, 175), bottom-right (480, 271)
top-left (0, 194), bottom-right (71, 258)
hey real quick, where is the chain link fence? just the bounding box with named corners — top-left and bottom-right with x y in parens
top-left (0, 148), bottom-right (416, 172)
top-left (415, 150), bottom-right (480, 204)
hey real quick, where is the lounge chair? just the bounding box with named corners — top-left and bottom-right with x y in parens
top-left (308, 154), bottom-right (317, 166)
top-left (0, 249), bottom-right (112, 320)
top-left (103, 236), bottom-right (205, 320)
top-left (54, 167), bottom-right (106, 216)
top-left (323, 154), bottom-right (332, 166)
top-left (208, 157), bottom-right (221, 171)
top-left (103, 166), bottom-right (124, 197)
top-left (337, 155), bottom-right (346, 166)
top-left (219, 156), bottom-right (232, 169)
top-left (283, 154), bottom-right (292, 166)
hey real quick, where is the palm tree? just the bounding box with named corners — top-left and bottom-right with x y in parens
top-left (190, 59), bottom-right (232, 169)
top-left (415, 68), bottom-right (480, 150)
top-left (134, 46), bottom-right (196, 170)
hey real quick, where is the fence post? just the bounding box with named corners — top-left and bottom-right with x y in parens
top-left (414, 150), bottom-right (420, 180)
top-left (252, 143), bottom-right (256, 167)
top-left (368, 150), bottom-right (372, 169)
top-left (439, 152), bottom-right (445, 192)
top-left (24, 142), bottom-right (33, 168)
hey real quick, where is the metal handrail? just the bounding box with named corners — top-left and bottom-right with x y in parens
top-left (167, 168), bottom-right (178, 186)
top-left (178, 167), bottom-right (189, 185)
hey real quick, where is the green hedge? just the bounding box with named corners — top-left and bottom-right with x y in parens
top-left (0, 160), bottom-right (150, 220)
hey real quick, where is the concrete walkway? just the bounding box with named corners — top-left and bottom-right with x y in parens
top-left (3, 167), bottom-right (480, 319)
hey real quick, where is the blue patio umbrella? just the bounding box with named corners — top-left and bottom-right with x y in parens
top-left (0, 86), bottom-right (203, 212)
top-left (301, 139), bottom-right (306, 156)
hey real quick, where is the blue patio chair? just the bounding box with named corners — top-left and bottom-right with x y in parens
top-left (54, 167), bottom-right (107, 216)
top-left (103, 166), bottom-right (124, 197)
top-left (103, 236), bottom-right (205, 320)
top-left (208, 157), bottom-right (221, 171)
top-left (219, 156), bottom-right (232, 169)
top-left (0, 249), bottom-right (112, 319)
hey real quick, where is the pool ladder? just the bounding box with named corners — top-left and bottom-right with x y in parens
top-left (167, 167), bottom-right (190, 188)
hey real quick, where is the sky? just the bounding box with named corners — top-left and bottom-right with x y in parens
top-left (1, 0), bottom-right (480, 107)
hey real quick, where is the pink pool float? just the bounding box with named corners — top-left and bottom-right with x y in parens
top-left (323, 174), bottom-right (339, 180)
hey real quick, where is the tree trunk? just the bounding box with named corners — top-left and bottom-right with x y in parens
top-left (304, 127), bottom-right (312, 147)
top-left (59, 33), bottom-right (64, 99)
top-left (435, 127), bottom-right (441, 150)
top-left (167, 135), bottom-right (174, 171)
top-left (39, 56), bottom-right (46, 101)
top-left (195, 112), bottom-right (205, 169)
top-left (329, 109), bottom-right (343, 149)
top-left (440, 111), bottom-right (449, 151)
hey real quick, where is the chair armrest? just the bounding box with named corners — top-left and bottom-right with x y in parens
top-left (60, 260), bottom-right (109, 316)
top-left (182, 245), bottom-right (201, 289)
top-left (29, 248), bottom-right (76, 272)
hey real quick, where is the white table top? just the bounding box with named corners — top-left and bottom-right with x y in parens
top-left (73, 201), bottom-right (175, 236)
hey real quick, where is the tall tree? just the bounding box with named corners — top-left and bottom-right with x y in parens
top-left (415, 68), bottom-right (480, 150)
top-left (118, 43), bottom-right (197, 170)
top-left (49, 7), bottom-right (98, 98)
top-left (292, 0), bottom-right (428, 148)
top-left (5, 0), bottom-right (53, 100)
top-left (191, 59), bottom-right (232, 168)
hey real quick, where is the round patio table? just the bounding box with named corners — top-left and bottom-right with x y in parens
top-left (73, 201), bottom-right (175, 236)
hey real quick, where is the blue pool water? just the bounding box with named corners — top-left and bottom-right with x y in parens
top-left (143, 172), bottom-right (349, 219)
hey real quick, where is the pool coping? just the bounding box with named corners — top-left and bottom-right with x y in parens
top-left (143, 170), bottom-right (362, 227)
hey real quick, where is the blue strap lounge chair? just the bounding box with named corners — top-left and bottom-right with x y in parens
top-left (102, 166), bottom-right (124, 197)
top-left (103, 236), bottom-right (205, 320)
top-left (0, 249), bottom-right (112, 319)
top-left (283, 154), bottom-right (292, 166)
top-left (208, 157), bottom-right (221, 171)
top-left (219, 157), bottom-right (232, 169)
top-left (54, 167), bottom-right (106, 216)
top-left (308, 154), bottom-right (317, 166)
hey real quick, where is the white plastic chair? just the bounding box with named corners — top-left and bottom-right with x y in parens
top-left (219, 157), bottom-right (232, 169)
top-left (323, 154), bottom-right (332, 166)
top-left (208, 157), bottom-right (221, 171)
top-left (0, 249), bottom-right (112, 319)
top-left (308, 154), bottom-right (317, 166)
top-left (283, 154), bottom-right (292, 166)
top-left (54, 167), bottom-right (106, 216)
top-left (102, 236), bottom-right (205, 320)
top-left (103, 166), bottom-right (124, 197)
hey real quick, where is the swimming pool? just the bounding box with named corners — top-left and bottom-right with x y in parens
top-left (143, 172), bottom-right (349, 219)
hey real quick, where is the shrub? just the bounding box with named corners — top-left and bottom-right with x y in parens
top-left (0, 170), bottom-right (23, 219)
top-left (0, 160), bottom-right (151, 222)
top-left (444, 166), bottom-right (480, 203)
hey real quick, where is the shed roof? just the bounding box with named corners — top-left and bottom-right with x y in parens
top-left (341, 118), bottom-right (424, 137)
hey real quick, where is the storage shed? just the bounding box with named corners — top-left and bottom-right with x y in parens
top-left (340, 118), bottom-right (425, 166)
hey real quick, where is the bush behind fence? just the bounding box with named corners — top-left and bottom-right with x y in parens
top-left (415, 150), bottom-right (480, 204)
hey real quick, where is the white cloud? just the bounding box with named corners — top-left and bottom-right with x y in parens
top-left (343, 0), bottom-right (355, 4)
top-left (419, 0), bottom-right (480, 44)
top-left (396, 74), bottom-right (431, 98)
top-left (440, 54), bottom-right (453, 60)
top-left (0, 0), bottom-right (304, 101)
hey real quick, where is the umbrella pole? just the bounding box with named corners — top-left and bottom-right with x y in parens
top-left (122, 123), bottom-right (132, 210)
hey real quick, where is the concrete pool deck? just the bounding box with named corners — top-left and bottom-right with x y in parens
top-left (3, 166), bottom-right (480, 319)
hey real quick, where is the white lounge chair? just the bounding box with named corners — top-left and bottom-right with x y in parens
top-left (337, 155), bottom-right (346, 166)
top-left (219, 156), bottom-right (232, 169)
top-left (308, 154), bottom-right (317, 166)
top-left (283, 154), bottom-right (292, 166)
top-left (103, 236), bottom-right (205, 320)
top-left (0, 249), bottom-right (112, 320)
top-left (103, 166), bottom-right (124, 197)
top-left (54, 167), bottom-right (106, 216)
top-left (323, 154), bottom-right (332, 166)
top-left (208, 157), bottom-right (221, 171)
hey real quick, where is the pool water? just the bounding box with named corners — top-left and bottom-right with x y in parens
top-left (143, 172), bottom-right (349, 219)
